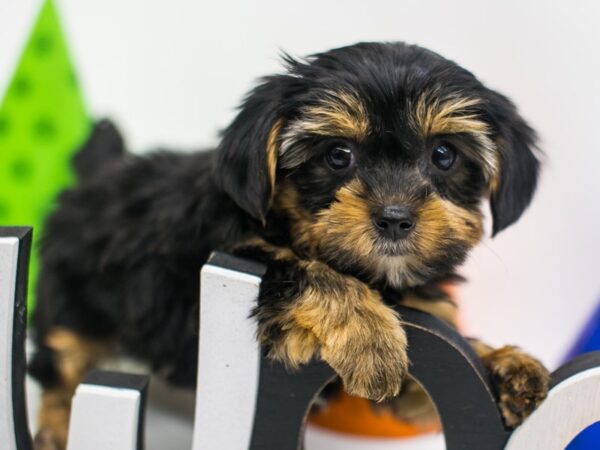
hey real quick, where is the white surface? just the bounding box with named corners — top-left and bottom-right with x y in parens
top-left (305, 425), bottom-right (445, 450)
top-left (506, 367), bottom-right (600, 450)
top-left (67, 384), bottom-right (141, 450)
top-left (0, 237), bottom-right (20, 450)
top-left (192, 264), bottom-right (262, 450)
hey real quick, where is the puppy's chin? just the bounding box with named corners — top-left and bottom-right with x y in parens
top-left (374, 240), bottom-right (414, 257)
top-left (367, 240), bottom-right (425, 287)
top-left (355, 237), bottom-right (471, 289)
top-left (366, 253), bottom-right (432, 288)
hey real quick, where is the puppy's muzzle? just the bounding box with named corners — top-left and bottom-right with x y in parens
top-left (372, 205), bottom-right (416, 241)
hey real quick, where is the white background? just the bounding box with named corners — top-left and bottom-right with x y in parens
top-left (3, 0), bottom-right (600, 371)
top-left (2, 0), bottom-right (600, 447)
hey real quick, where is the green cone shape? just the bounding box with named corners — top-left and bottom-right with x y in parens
top-left (0, 0), bottom-right (90, 312)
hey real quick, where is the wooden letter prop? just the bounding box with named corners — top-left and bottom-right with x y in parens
top-left (67, 370), bottom-right (148, 450)
top-left (0, 228), bottom-right (33, 450)
top-left (1, 230), bottom-right (600, 450)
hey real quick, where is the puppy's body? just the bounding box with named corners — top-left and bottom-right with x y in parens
top-left (31, 146), bottom-right (238, 387)
top-left (30, 42), bottom-right (549, 449)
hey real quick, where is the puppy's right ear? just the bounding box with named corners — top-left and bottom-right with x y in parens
top-left (482, 90), bottom-right (542, 236)
top-left (216, 76), bottom-right (290, 223)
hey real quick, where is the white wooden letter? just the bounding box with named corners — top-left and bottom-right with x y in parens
top-left (192, 253), bottom-right (265, 450)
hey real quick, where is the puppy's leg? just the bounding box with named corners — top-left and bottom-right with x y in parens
top-left (374, 293), bottom-right (459, 425)
top-left (469, 340), bottom-right (549, 427)
top-left (397, 292), bottom-right (549, 427)
top-left (33, 328), bottom-right (110, 450)
top-left (245, 244), bottom-right (408, 402)
top-left (372, 375), bottom-right (439, 426)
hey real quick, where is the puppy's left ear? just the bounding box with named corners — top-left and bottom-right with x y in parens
top-left (484, 90), bottom-right (541, 236)
top-left (216, 76), bottom-right (288, 223)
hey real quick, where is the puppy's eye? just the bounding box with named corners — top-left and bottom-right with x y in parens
top-left (325, 145), bottom-right (355, 170)
top-left (431, 144), bottom-right (457, 171)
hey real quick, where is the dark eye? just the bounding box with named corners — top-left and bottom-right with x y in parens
top-left (325, 145), bottom-right (355, 170)
top-left (431, 144), bottom-right (457, 170)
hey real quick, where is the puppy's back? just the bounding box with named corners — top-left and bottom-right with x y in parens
top-left (30, 121), bottom-right (232, 362)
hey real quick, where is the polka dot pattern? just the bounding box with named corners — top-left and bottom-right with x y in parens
top-left (0, 0), bottom-right (90, 313)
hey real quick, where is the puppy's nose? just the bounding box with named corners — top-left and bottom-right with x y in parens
top-left (372, 205), bottom-right (416, 241)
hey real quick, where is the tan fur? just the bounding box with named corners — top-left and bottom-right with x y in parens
top-left (311, 179), bottom-right (377, 258)
top-left (488, 137), bottom-right (505, 194)
top-left (45, 328), bottom-right (109, 389)
top-left (239, 235), bottom-right (297, 261)
top-left (380, 290), bottom-right (458, 425)
top-left (401, 294), bottom-right (459, 327)
top-left (412, 92), bottom-right (498, 180)
top-left (275, 181), bottom-right (484, 289)
top-left (280, 90), bottom-right (369, 157)
top-left (415, 193), bottom-right (483, 256)
top-left (263, 259), bottom-right (408, 401)
top-left (36, 389), bottom-right (71, 450)
top-left (385, 300), bottom-right (548, 429)
top-left (266, 120), bottom-right (283, 198)
top-left (241, 235), bottom-right (409, 402)
top-left (375, 376), bottom-right (440, 426)
top-left (35, 329), bottom-right (111, 450)
top-left (467, 337), bottom-right (494, 358)
top-left (476, 345), bottom-right (550, 427)
top-left (414, 95), bottom-right (487, 136)
top-left (273, 181), bottom-right (319, 253)
top-left (489, 174), bottom-right (501, 196)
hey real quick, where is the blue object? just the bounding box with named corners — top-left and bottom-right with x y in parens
top-left (565, 300), bottom-right (600, 449)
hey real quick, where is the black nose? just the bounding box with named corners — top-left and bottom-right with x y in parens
top-left (372, 205), bottom-right (416, 241)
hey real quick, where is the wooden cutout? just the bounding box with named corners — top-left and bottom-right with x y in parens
top-left (1, 230), bottom-right (599, 450)
top-left (67, 370), bottom-right (148, 450)
top-left (0, 227), bottom-right (33, 450)
top-left (192, 253), bottom-right (266, 450)
top-left (200, 252), bottom-right (511, 450)
top-left (247, 308), bottom-right (512, 450)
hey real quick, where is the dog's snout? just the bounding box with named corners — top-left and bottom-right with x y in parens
top-left (372, 205), bottom-right (416, 241)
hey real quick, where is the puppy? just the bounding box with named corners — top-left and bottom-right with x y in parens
top-left (29, 42), bottom-right (549, 449)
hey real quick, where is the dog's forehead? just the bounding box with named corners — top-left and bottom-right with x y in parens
top-left (294, 44), bottom-right (489, 138)
top-left (305, 43), bottom-right (482, 103)
top-left (280, 43), bottom-right (498, 179)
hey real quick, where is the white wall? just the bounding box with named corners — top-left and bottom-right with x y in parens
top-left (3, 0), bottom-right (600, 368)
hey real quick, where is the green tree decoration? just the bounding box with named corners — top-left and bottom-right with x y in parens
top-left (0, 0), bottom-right (90, 313)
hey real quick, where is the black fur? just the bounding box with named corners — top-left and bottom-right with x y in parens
top-left (482, 89), bottom-right (541, 235)
top-left (217, 76), bottom-right (289, 222)
top-left (29, 42), bottom-right (540, 389)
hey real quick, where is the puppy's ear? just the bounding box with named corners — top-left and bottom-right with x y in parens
top-left (484, 90), bottom-right (541, 236)
top-left (217, 76), bottom-right (289, 223)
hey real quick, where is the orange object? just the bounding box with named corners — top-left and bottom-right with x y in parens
top-left (308, 392), bottom-right (441, 438)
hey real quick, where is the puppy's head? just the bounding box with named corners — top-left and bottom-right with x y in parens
top-left (218, 42), bottom-right (540, 288)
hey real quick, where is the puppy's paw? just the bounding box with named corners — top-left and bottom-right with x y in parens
top-left (482, 345), bottom-right (549, 427)
top-left (322, 325), bottom-right (409, 402)
top-left (373, 376), bottom-right (439, 425)
top-left (264, 325), bottom-right (320, 369)
top-left (33, 428), bottom-right (63, 450)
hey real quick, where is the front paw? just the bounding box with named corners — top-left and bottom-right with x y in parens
top-left (482, 346), bottom-right (549, 427)
top-left (34, 428), bottom-right (64, 450)
top-left (263, 325), bottom-right (320, 369)
top-left (322, 325), bottom-right (409, 402)
top-left (373, 376), bottom-right (439, 426)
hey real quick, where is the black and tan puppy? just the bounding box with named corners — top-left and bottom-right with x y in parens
top-left (29, 42), bottom-right (549, 449)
